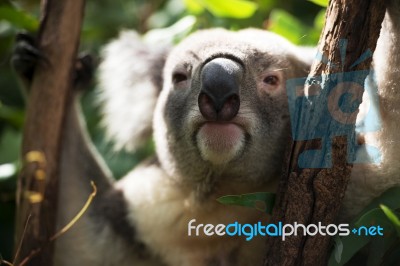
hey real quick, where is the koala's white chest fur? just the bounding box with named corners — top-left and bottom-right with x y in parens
top-left (116, 164), bottom-right (273, 266)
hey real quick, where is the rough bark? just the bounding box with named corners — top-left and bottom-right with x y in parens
top-left (14, 0), bottom-right (85, 265)
top-left (264, 0), bottom-right (386, 265)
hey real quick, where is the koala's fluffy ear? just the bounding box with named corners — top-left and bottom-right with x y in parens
top-left (290, 46), bottom-right (316, 77)
top-left (98, 30), bottom-right (170, 152)
top-left (297, 46), bottom-right (316, 66)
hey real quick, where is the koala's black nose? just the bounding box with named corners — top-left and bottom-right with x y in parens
top-left (198, 58), bottom-right (242, 121)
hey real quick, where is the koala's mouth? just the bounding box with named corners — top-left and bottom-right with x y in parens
top-left (196, 122), bottom-right (245, 165)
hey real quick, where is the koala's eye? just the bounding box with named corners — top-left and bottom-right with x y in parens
top-left (263, 75), bottom-right (279, 86)
top-left (258, 72), bottom-right (282, 94)
top-left (172, 72), bottom-right (188, 85)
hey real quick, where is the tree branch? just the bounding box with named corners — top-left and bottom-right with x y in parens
top-left (14, 0), bottom-right (85, 265)
top-left (264, 0), bottom-right (386, 265)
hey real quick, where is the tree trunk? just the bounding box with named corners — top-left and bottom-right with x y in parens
top-left (14, 1), bottom-right (85, 265)
top-left (264, 0), bottom-right (386, 265)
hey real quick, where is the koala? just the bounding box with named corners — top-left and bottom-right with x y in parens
top-left (61, 28), bottom-right (311, 266)
top-left (11, 1), bottom-right (400, 265)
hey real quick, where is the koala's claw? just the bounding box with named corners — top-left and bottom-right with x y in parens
top-left (74, 52), bottom-right (96, 89)
top-left (11, 32), bottom-right (96, 90)
top-left (11, 32), bottom-right (45, 83)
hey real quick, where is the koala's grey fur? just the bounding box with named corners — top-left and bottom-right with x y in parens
top-left (52, 2), bottom-right (400, 265)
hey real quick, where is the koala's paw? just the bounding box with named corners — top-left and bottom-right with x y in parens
top-left (11, 32), bottom-right (43, 84)
top-left (74, 52), bottom-right (96, 90)
top-left (11, 32), bottom-right (96, 90)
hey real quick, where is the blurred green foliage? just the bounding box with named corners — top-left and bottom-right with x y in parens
top-left (329, 187), bottom-right (400, 266)
top-left (3, 1), bottom-right (397, 265)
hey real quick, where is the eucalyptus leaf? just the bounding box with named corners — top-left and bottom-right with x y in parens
top-left (314, 9), bottom-right (326, 30)
top-left (0, 104), bottom-right (24, 129)
top-left (333, 236), bottom-right (343, 263)
top-left (217, 192), bottom-right (275, 214)
top-left (203, 0), bottom-right (258, 19)
top-left (380, 204), bottom-right (400, 236)
top-left (328, 208), bottom-right (395, 266)
top-left (268, 9), bottom-right (317, 45)
top-left (0, 128), bottom-right (22, 164)
top-left (183, 0), bottom-right (204, 14)
top-left (330, 187), bottom-right (400, 266)
top-left (366, 234), bottom-right (397, 266)
top-left (308, 0), bottom-right (329, 7)
top-left (144, 15), bottom-right (196, 45)
top-left (354, 186), bottom-right (400, 222)
top-left (0, 7), bottom-right (38, 31)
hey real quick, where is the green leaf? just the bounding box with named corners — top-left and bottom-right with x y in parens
top-left (354, 187), bottom-right (400, 222)
top-left (0, 128), bottom-right (21, 164)
top-left (308, 0), bottom-right (329, 7)
top-left (0, 6), bottom-right (38, 31)
top-left (0, 104), bottom-right (24, 129)
top-left (328, 187), bottom-right (400, 266)
top-left (202, 0), bottom-right (258, 19)
top-left (314, 9), bottom-right (326, 30)
top-left (380, 204), bottom-right (400, 236)
top-left (329, 228), bottom-right (369, 265)
top-left (268, 9), bottom-right (317, 45)
top-left (144, 15), bottom-right (196, 45)
top-left (367, 234), bottom-right (397, 266)
top-left (183, 0), bottom-right (204, 14)
top-left (333, 236), bottom-right (343, 263)
top-left (217, 192), bottom-right (275, 214)
top-left (328, 208), bottom-right (395, 266)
